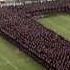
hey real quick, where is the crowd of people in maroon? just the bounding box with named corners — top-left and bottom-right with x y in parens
top-left (0, 1), bottom-right (70, 70)
top-left (24, 0), bottom-right (70, 17)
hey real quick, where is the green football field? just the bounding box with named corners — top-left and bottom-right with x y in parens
top-left (0, 36), bottom-right (45, 70)
top-left (0, 14), bottom-right (70, 70)
top-left (39, 14), bottom-right (70, 41)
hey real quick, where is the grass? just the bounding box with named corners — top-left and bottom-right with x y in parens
top-left (0, 36), bottom-right (45, 70)
top-left (39, 14), bottom-right (70, 41)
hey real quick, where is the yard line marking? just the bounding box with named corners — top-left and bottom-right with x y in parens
top-left (0, 54), bottom-right (19, 70)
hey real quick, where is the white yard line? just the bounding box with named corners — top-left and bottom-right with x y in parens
top-left (0, 54), bottom-right (19, 70)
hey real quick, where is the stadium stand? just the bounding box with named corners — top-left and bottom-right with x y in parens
top-left (0, 5), bottom-right (70, 70)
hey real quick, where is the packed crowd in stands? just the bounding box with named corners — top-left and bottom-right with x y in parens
top-left (0, 5), bottom-right (70, 70)
top-left (0, 0), bottom-right (70, 17)
top-left (24, 1), bottom-right (70, 17)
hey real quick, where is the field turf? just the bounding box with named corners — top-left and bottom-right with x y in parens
top-left (0, 14), bottom-right (70, 70)
top-left (0, 36), bottom-right (45, 70)
top-left (39, 14), bottom-right (70, 41)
